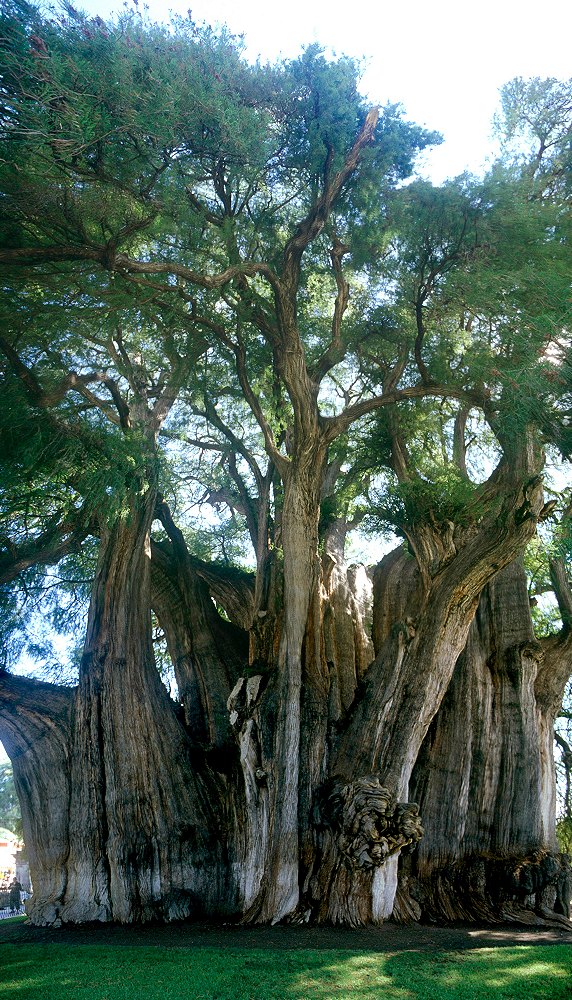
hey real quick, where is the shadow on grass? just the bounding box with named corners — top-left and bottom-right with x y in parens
top-left (1, 944), bottom-right (571, 1000)
top-left (289, 949), bottom-right (572, 1000)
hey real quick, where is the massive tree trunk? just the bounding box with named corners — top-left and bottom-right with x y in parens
top-left (1, 450), bottom-right (569, 928)
top-left (303, 468), bottom-right (551, 925)
top-left (70, 489), bottom-right (234, 924)
top-left (404, 559), bottom-right (571, 926)
top-left (7, 488), bottom-right (229, 925)
top-left (249, 451), bottom-right (326, 922)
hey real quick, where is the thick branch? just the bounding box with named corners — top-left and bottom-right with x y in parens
top-left (311, 238), bottom-right (351, 383)
top-left (414, 296), bottom-right (431, 384)
top-left (153, 503), bottom-right (256, 630)
top-left (453, 406), bottom-right (470, 478)
top-left (190, 557), bottom-right (255, 632)
top-left (0, 671), bottom-right (73, 761)
top-left (0, 245), bottom-right (280, 292)
top-left (388, 418), bottom-right (412, 483)
top-left (322, 382), bottom-right (488, 444)
top-left (151, 539), bottom-right (254, 633)
top-left (0, 511), bottom-right (92, 585)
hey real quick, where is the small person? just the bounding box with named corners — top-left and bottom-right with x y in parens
top-left (9, 880), bottom-right (22, 914)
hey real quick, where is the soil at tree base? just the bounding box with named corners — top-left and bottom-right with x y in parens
top-left (0, 918), bottom-right (569, 951)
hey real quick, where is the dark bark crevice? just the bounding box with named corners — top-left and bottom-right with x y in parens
top-left (151, 540), bottom-right (247, 754)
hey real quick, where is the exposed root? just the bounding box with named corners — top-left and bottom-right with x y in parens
top-left (404, 850), bottom-right (572, 929)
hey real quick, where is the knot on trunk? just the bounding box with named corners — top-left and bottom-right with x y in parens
top-left (315, 775), bottom-right (423, 870)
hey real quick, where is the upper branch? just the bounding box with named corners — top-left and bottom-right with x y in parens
top-left (0, 508), bottom-right (92, 586)
top-left (414, 294), bottom-right (432, 384)
top-left (281, 108), bottom-right (379, 291)
top-left (0, 245), bottom-right (280, 294)
top-left (321, 382), bottom-right (487, 444)
top-left (311, 237), bottom-right (351, 384)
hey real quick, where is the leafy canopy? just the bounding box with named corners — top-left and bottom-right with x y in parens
top-left (0, 4), bottom-right (571, 676)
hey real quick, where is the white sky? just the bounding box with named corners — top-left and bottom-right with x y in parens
top-left (73, 0), bottom-right (572, 180)
top-left (1, 2), bottom-right (570, 764)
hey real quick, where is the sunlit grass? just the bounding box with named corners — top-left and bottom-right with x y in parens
top-left (0, 943), bottom-right (570, 999)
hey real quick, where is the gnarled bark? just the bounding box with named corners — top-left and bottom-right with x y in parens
top-left (405, 559), bottom-right (571, 926)
top-left (0, 673), bottom-right (72, 925)
top-left (2, 456), bottom-right (568, 929)
top-left (18, 489), bottom-right (230, 926)
top-left (304, 466), bottom-right (548, 925)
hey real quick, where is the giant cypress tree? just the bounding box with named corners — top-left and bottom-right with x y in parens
top-left (0, 3), bottom-right (570, 926)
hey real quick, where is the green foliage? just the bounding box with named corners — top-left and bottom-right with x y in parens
top-left (0, 389), bottom-right (150, 527)
top-left (280, 45), bottom-right (364, 180)
top-left (0, 2), bottom-right (570, 689)
top-left (0, 547), bottom-right (94, 681)
top-left (372, 467), bottom-right (483, 533)
top-left (556, 816), bottom-right (572, 853)
top-left (496, 76), bottom-right (572, 195)
top-left (531, 599), bottom-right (563, 639)
top-left (0, 2), bottom-right (434, 273)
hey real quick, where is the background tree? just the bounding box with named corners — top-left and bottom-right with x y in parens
top-left (0, 3), bottom-right (570, 927)
top-left (0, 762), bottom-right (21, 837)
top-left (556, 682), bottom-right (572, 854)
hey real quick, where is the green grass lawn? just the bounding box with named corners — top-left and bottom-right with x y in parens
top-left (0, 939), bottom-right (571, 1000)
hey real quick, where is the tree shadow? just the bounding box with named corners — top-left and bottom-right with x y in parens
top-left (382, 946), bottom-right (572, 1000)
